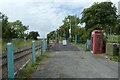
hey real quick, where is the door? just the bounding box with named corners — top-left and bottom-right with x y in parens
top-left (96, 33), bottom-right (101, 52)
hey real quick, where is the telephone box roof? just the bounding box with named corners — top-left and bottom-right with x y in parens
top-left (92, 30), bottom-right (102, 35)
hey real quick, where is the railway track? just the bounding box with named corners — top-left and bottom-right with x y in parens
top-left (1, 44), bottom-right (41, 78)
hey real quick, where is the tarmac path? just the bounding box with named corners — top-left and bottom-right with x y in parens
top-left (31, 41), bottom-right (119, 78)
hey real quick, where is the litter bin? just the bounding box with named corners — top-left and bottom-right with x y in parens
top-left (106, 43), bottom-right (119, 56)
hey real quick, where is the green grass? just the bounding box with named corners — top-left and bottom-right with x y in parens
top-left (16, 61), bottom-right (36, 79)
top-left (2, 39), bottom-right (41, 55)
top-left (36, 52), bottom-right (49, 63)
top-left (109, 56), bottom-right (120, 62)
top-left (107, 35), bottom-right (120, 43)
top-left (16, 52), bottom-right (49, 79)
top-left (71, 42), bottom-right (86, 51)
top-left (102, 54), bottom-right (120, 62)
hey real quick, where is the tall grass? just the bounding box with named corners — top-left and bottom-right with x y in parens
top-left (71, 42), bottom-right (86, 51)
top-left (16, 52), bottom-right (49, 78)
top-left (2, 39), bottom-right (41, 55)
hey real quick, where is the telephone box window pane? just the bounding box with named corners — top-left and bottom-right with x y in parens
top-left (96, 34), bottom-right (101, 51)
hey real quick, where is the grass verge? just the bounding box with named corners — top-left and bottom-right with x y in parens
top-left (15, 51), bottom-right (49, 79)
top-left (71, 42), bottom-right (86, 51)
top-left (16, 61), bottom-right (36, 80)
top-left (36, 51), bottom-right (49, 63)
top-left (102, 54), bottom-right (120, 62)
top-left (109, 56), bottom-right (120, 62)
top-left (72, 42), bottom-right (120, 62)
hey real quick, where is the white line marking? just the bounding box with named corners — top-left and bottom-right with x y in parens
top-left (14, 51), bottom-right (39, 76)
top-left (14, 59), bottom-right (30, 76)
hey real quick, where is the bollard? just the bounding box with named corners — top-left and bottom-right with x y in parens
top-left (41, 39), bottom-right (44, 55)
top-left (44, 40), bottom-right (46, 51)
top-left (86, 39), bottom-right (91, 51)
top-left (75, 35), bottom-right (77, 44)
top-left (47, 39), bottom-right (49, 50)
top-left (7, 43), bottom-right (14, 78)
top-left (45, 40), bottom-right (47, 50)
top-left (77, 35), bottom-right (80, 43)
top-left (75, 34), bottom-right (80, 44)
top-left (32, 41), bottom-right (36, 64)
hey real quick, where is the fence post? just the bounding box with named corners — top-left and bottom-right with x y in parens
top-left (7, 43), bottom-right (14, 78)
top-left (32, 41), bottom-right (36, 64)
top-left (41, 39), bottom-right (44, 55)
top-left (45, 40), bottom-right (47, 50)
top-left (47, 38), bottom-right (49, 50)
top-left (75, 35), bottom-right (77, 44)
top-left (75, 34), bottom-right (80, 44)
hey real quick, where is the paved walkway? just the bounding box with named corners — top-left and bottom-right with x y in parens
top-left (31, 42), bottom-right (118, 78)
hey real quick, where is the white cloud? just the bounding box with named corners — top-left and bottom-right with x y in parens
top-left (0, 0), bottom-right (119, 38)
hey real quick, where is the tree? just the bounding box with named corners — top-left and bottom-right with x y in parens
top-left (81, 2), bottom-right (117, 34)
top-left (113, 18), bottom-right (120, 35)
top-left (0, 12), bottom-right (12, 39)
top-left (47, 31), bottom-right (56, 40)
top-left (10, 20), bottom-right (29, 38)
top-left (1, 12), bottom-right (29, 39)
top-left (60, 15), bottom-right (80, 40)
top-left (58, 28), bottom-right (65, 38)
top-left (27, 31), bottom-right (39, 40)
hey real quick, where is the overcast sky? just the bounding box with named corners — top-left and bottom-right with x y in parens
top-left (0, 0), bottom-right (119, 38)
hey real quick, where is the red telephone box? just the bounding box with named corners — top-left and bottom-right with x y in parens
top-left (91, 30), bottom-right (103, 54)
